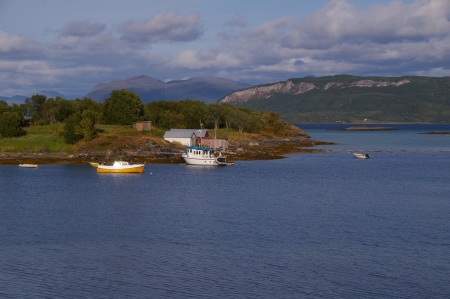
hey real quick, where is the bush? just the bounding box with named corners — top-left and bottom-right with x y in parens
top-left (62, 114), bottom-right (84, 144)
top-left (0, 112), bottom-right (27, 138)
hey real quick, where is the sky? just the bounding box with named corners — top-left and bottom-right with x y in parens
top-left (1, 0), bottom-right (450, 99)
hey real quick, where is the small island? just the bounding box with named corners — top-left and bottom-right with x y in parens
top-left (420, 131), bottom-right (450, 135)
top-left (344, 126), bottom-right (397, 131)
top-left (0, 93), bottom-right (332, 165)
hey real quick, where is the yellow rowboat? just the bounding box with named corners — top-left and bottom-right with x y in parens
top-left (96, 161), bottom-right (145, 174)
top-left (89, 162), bottom-right (99, 168)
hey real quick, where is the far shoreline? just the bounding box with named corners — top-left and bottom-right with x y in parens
top-left (343, 126), bottom-right (397, 131)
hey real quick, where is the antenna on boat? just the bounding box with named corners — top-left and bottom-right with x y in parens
top-left (199, 122), bottom-right (203, 147)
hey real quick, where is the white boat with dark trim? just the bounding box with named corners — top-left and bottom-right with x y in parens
top-left (352, 153), bottom-right (370, 159)
top-left (182, 146), bottom-right (233, 166)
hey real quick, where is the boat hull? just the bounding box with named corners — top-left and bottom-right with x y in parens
top-left (182, 155), bottom-right (218, 166)
top-left (96, 161), bottom-right (145, 173)
top-left (97, 165), bottom-right (144, 173)
top-left (352, 153), bottom-right (370, 159)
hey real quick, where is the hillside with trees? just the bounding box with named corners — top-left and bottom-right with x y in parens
top-left (220, 75), bottom-right (450, 123)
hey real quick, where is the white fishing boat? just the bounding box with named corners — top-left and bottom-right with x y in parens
top-left (96, 161), bottom-right (145, 173)
top-left (182, 146), bottom-right (233, 166)
top-left (19, 164), bottom-right (39, 168)
top-left (352, 153), bottom-right (370, 159)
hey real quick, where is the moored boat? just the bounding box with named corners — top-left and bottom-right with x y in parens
top-left (89, 162), bottom-right (99, 168)
top-left (19, 164), bottom-right (39, 168)
top-left (182, 146), bottom-right (233, 166)
top-left (352, 153), bottom-right (370, 159)
top-left (96, 161), bottom-right (145, 173)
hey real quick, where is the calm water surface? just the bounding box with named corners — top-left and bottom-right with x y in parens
top-left (0, 125), bottom-right (449, 298)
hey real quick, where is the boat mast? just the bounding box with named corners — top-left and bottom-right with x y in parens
top-left (199, 122), bottom-right (203, 147)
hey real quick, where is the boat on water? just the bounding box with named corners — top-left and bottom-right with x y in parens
top-left (89, 162), bottom-right (99, 168)
top-left (182, 146), bottom-right (233, 166)
top-left (96, 161), bottom-right (145, 173)
top-left (19, 164), bottom-right (39, 168)
top-left (352, 153), bottom-right (370, 159)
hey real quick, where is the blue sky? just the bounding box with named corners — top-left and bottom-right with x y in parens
top-left (1, 0), bottom-right (448, 99)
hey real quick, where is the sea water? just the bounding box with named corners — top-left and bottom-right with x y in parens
top-left (0, 124), bottom-right (449, 298)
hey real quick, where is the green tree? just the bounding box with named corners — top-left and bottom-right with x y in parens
top-left (79, 110), bottom-right (96, 141)
top-left (62, 113), bottom-right (84, 144)
top-left (25, 94), bottom-right (47, 124)
top-left (62, 109), bottom-right (97, 144)
top-left (54, 97), bottom-right (76, 123)
top-left (0, 100), bottom-right (9, 114)
top-left (0, 111), bottom-right (26, 138)
top-left (102, 90), bottom-right (144, 125)
top-left (179, 100), bottom-right (207, 128)
top-left (207, 103), bottom-right (225, 130)
top-left (40, 98), bottom-right (58, 124)
top-left (229, 108), bottom-right (251, 134)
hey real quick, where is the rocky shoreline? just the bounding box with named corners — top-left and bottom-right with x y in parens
top-left (0, 137), bottom-right (332, 165)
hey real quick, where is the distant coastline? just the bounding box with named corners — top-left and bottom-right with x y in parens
top-left (420, 131), bottom-right (450, 135)
top-left (298, 123), bottom-right (450, 131)
top-left (344, 126), bottom-right (397, 131)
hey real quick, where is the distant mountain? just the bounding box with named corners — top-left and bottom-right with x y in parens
top-left (84, 75), bottom-right (251, 103)
top-left (1, 91), bottom-right (66, 104)
top-left (219, 75), bottom-right (450, 123)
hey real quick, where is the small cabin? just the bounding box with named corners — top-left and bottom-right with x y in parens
top-left (133, 121), bottom-right (152, 131)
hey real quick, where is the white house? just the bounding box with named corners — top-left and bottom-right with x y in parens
top-left (163, 129), bottom-right (209, 146)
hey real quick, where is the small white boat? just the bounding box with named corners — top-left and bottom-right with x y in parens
top-left (182, 146), bottom-right (233, 166)
top-left (96, 161), bottom-right (145, 173)
top-left (19, 164), bottom-right (39, 168)
top-left (352, 153), bottom-right (370, 159)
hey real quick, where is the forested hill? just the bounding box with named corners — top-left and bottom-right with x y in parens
top-left (219, 75), bottom-right (450, 123)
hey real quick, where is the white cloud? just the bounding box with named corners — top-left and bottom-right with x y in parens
top-left (298, 0), bottom-right (450, 43)
top-left (119, 13), bottom-right (203, 43)
top-left (0, 30), bottom-right (39, 54)
top-left (172, 49), bottom-right (240, 69)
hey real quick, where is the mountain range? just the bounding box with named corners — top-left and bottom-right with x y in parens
top-left (219, 75), bottom-right (450, 123)
top-left (0, 76), bottom-right (251, 104)
top-left (84, 75), bottom-right (251, 103)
